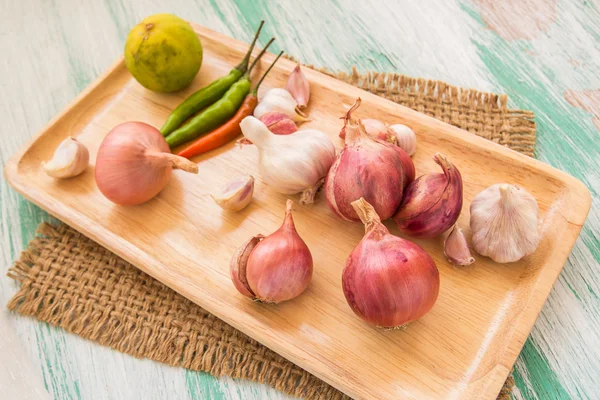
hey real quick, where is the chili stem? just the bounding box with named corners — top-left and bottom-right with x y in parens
top-left (235, 20), bottom-right (265, 72)
top-left (248, 37), bottom-right (275, 74)
top-left (252, 50), bottom-right (284, 94)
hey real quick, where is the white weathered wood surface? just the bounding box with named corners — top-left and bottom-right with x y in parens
top-left (1, 1), bottom-right (599, 399)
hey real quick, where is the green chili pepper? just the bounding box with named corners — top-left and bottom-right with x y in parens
top-left (159, 21), bottom-right (265, 137)
top-left (165, 38), bottom-right (275, 148)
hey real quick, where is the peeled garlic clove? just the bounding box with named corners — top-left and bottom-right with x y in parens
top-left (211, 175), bottom-right (254, 211)
top-left (470, 184), bottom-right (540, 263)
top-left (259, 112), bottom-right (298, 135)
top-left (285, 63), bottom-right (310, 109)
top-left (254, 88), bottom-right (310, 122)
top-left (444, 225), bottom-right (475, 266)
top-left (387, 124), bottom-right (416, 156)
top-left (42, 137), bottom-right (89, 178)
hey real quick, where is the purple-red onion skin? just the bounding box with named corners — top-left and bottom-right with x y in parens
top-left (230, 236), bottom-right (262, 298)
top-left (231, 200), bottom-right (313, 304)
top-left (343, 198), bottom-right (440, 328)
top-left (326, 136), bottom-right (406, 221)
top-left (391, 144), bottom-right (415, 186)
top-left (246, 218), bottom-right (313, 303)
top-left (326, 101), bottom-right (413, 221)
top-left (393, 153), bottom-right (463, 238)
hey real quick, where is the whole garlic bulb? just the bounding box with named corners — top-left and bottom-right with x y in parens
top-left (240, 116), bottom-right (336, 205)
top-left (470, 183), bottom-right (540, 263)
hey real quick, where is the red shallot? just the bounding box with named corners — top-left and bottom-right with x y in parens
top-left (230, 199), bottom-right (313, 303)
top-left (325, 98), bottom-right (415, 221)
top-left (394, 153), bottom-right (462, 238)
top-left (342, 198), bottom-right (440, 328)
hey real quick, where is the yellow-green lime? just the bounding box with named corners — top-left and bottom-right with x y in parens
top-left (124, 14), bottom-right (203, 92)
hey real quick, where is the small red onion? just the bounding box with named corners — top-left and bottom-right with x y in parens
top-left (393, 153), bottom-right (462, 238)
top-left (342, 198), bottom-right (440, 328)
top-left (230, 200), bottom-right (313, 303)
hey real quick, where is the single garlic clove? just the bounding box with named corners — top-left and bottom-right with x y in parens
top-left (210, 175), bottom-right (255, 211)
top-left (387, 124), bottom-right (417, 156)
top-left (470, 183), bottom-right (540, 263)
top-left (259, 112), bottom-right (298, 135)
top-left (42, 136), bottom-right (90, 178)
top-left (444, 225), bottom-right (475, 266)
top-left (285, 63), bottom-right (310, 109)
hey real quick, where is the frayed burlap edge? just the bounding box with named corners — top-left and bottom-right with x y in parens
top-left (7, 65), bottom-right (532, 399)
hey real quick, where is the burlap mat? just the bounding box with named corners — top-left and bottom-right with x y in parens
top-left (7, 67), bottom-right (534, 399)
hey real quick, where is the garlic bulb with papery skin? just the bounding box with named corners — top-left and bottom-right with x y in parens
top-left (240, 116), bottom-right (335, 205)
top-left (387, 124), bottom-right (416, 156)
top-left (254, 88), bottom-right (309, 122)
top-left (285, 63), bottom-right (310, 109)
top-left (230, 200), bottom-right (313, 303)
top-left (211, 175), bottom-right (254, 211)
top-left (42, 136), bottom-right (89, 178)
top-left (325, 98), bottom-right (414, 221)
top-left (342, 198), bottom-right (439, 328)
top-left (444, 225), bottom-right (475, 266)
top-left (470, 183), bottom-right (540, 263)
top-left (394, 153), bottom-right (462, 238)
top-left (95, 122), bottom-right (198, 205)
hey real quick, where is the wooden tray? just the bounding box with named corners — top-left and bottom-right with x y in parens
top-left (5, 23), bottom-right (591, 400)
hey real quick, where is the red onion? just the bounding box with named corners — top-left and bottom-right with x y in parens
top-left (325, 98), bottom-right (415, 221)
top-left (95, 122), bottom-right (198, 205)
top-left (343, 198), bottom-right (440, 328)
top-left (230, 200), bottom-right (313, 303)
top-left (394, 153), bottom-right (462, 238)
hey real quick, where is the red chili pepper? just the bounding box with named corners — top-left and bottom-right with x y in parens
top-left (177, 51), bottom-right (284, 159)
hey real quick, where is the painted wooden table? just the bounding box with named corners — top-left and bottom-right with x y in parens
top-left (1, 1), bottom-right (598, 399)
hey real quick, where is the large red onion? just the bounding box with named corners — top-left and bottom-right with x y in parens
top-left (342, 198), bottom-right (440, 328)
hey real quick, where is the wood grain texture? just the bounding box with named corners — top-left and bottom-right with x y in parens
top-left (3, 22), bottom-right (592, 400)
top-left (1, 1), bottom-right (599, 399)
